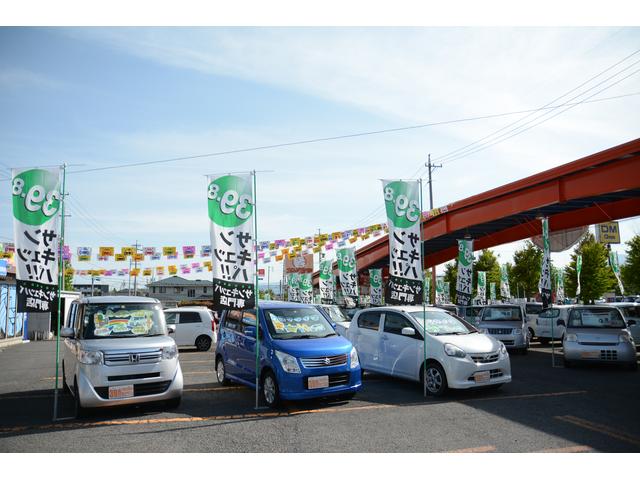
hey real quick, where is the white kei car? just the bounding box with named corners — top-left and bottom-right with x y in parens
top-left (164, 307), bottom-right (216, 351)
top-left (347, 306), bottom-right (511, 396)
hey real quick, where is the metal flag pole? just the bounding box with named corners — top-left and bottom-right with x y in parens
top-left (419, 178), bottom-right (427, 398)
top-left (53, 163), bottom-right (67, 421)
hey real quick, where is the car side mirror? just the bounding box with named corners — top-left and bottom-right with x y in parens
top-left (244, 326), bottom-right (257, 338)
top-left (401, 327), bottom-right (416, 337)
top-left (557, 319), bottom-right (565, 327)
top-left (167, 325), bottom-right (176, 334)
top-left (628, 319), bottom-right (637, 326)
top-left (60, 327), bottom-right (75, 338)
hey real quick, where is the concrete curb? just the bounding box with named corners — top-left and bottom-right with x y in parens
top-left (0, 337), bottom-right (26, 349)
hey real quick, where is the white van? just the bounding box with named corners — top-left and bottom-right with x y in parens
top-left (164, 307), bottom-right (216, 351)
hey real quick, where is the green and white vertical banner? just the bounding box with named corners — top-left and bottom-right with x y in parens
top-left (207, 173), bottom-right (255, 309)
top-left (336, 247), bottom-right (358, 305)
top-left (443, 282), bottom-right (451, 303)
top-left (500, 264), bottom-right (511, 300)
top-left (455, 239), bottom-right (474, 306)
top-left (538, 217), bottom-right (552, 308)
top-left (489, 282), bottom-right (497, 303)
top-left (319, 259), bottom-right (334, 304)
top-left (423, 272), bottom-right (431, 304)
top-left (287, 272), bottom-right (300, 302)
top-left (609, 251), bottom-right (625, 295)
top-left (369, 268), bottom-right (383, 306)
top-left (477, 271), bottom-right (487, 304)
top-left (299, 273), bottom-right (313, 304)
top-left (435, 277), bottom-right (445, 304)
top-left (556, 273), bottom-right (565, 304)
top-left (382, 179), bottom-right (423, 305)
top-left (576, 254), bottom-right (582, 296)
top-left (12, 167), bottom-right (61, 312)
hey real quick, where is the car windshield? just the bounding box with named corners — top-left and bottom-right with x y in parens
top-left (321, 305), bottom-right (350, 323)
top-left (482, 307), bottom-right (522, 321)
top-left (409, 310), bottom-right (475, 335)
top-left (568, 308), bottom-right (626, 329)
top-left (81, 303), bottom-right (166, 339)
top-left (264, 307), bottom-right (337, 339)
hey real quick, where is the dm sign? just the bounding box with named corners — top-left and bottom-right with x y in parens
top-left (12, 167), bottom-right (61, 313)
top-left (596, 222), bottom-right (620, 244)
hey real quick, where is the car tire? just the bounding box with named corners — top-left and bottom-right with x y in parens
top-left (166, 396), bottom-right (181, 409)
top-left (528, 328), bottom-right (535, 342)
top-left (422, 362), bottom-right (448, 397)
top-left (216, 357), bottom-right (230, 386)
top-left (261, 370), bottom-right (280, 408)
top-left (195, 335), bottom-right (212, 352)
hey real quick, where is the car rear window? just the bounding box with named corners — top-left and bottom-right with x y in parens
top-left (179, 312), bottom-right (202, 324)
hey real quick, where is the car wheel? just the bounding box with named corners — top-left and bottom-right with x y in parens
top-left (423, 363), bottom-right (448, 397)
top-left (195, 335), bottom-right (212, 352)
top-left (166, 396), bottom-right (181, 409)
top-left (261, 370), bottom-right (280, 408)
top-left (216, 357), bottom-right (230, 386)
top-left (528, 328), bottom-right (535, 342)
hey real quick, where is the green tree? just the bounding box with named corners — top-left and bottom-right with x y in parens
top-left (510, 241), bottom-right (542, 300)
top-left (564, 233), bottom-right (616, 304)
top-left (473, 249), bottom-right (501, 300)
top-left (443, 260), bottom-right (457, 304)
top-left (63, 260), bottom-right (74, 291)
top-left (621, 235), bottom-right (640, 294)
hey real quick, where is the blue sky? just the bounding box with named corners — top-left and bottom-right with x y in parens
top-left (2, 27), bottom-right (640, 288)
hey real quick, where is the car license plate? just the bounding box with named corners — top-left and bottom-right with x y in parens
top-left (580, 351), bottom-right (600, 359)
top-left (473, 371), bottom-right (490, 383)
top-left (308, 375), bottom-right (329, 389)
top-left (108, 384), bottom-right (134, 399)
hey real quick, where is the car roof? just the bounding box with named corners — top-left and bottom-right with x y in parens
top-left (75, 296), bottom-right (160, 304)
top-left (357, 305), bottom-right (450, 313)
top-left (483, 304), bottom-right (522, 308)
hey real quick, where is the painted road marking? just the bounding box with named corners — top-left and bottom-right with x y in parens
top-left (0, 390), bottom-right (588, 434)
top-left (183, 386), bottom-right (245, 392)
top-left (555, 415), bottom-right (640, 448)
top-left (179, 360), bottom-right (214, 364)
top-left (183, 371), bottom-right (214, 376)
top-left (538, 445), bottom-right (593, 453)
top-left (447, 445), bottom-right (496, 453)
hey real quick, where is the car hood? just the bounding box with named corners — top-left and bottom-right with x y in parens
top-left (271, 335), bottom-right (353, 357)
top-left (78, 336), bottom-right (175, 351)
top-left (567, 328), bottom-right (627, 343)
top-left (432, 332), bottom-right (501, 354)
top-left (477, 320), bottom-right (523, 330)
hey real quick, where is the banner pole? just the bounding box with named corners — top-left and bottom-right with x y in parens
top-left (419, 178), bottom-right (427, 398)
top-left (253, 170), bottom-right (261, 410)
top-left (53, 163), bottom-right (66, 421)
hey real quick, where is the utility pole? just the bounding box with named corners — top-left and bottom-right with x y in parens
top-left (426, 154), bottom-right (442, 304)
top-left (133, 240), bottom-right (141, 296)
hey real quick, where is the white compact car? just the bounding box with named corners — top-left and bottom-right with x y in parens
top-left (164, 307), bottom-right (216, 351)
top-left (347, 306), bottom-right (511, 396)
top-left (535, 305), bottom-right (569, 343)
top-left (61, 296), bottom-right (183, 415)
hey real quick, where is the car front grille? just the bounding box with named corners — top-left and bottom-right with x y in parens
top-left (304, 373), bottom-right (350, 389)
top-left (579, 342), bottom-right (617, 346)
top-left (94, 380), bottom-right (172, 399)
top-left (107, 372), bottom-right (161, 382)
top-left (501, 340), bottom-right (515, 346)
top-left (600, 350), bottom-right (618, 361)
top-left (470, 352), bottom-right (500, 364)
top-left (103, 349), bottom-right (163, 366)
top-left (300, 354), bottom-right (348, 368)
top-left (488, 328), bottom-right (513, 335)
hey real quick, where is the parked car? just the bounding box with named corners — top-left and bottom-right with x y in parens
top-left (535, 305), bottom-right (569, 344)
top-left (347, 306), bottom-right (511, 396)
top-left (315, 304), bottom-right (351, 336)
top-left (61, 296), bottom-right (183, 415)
top-left (341, 307), bottom-right (362, 320)
top-left (524, 302), bottom-right (543, 340)
top-left (215, 301), bottom-right (362, 408)
top-left (164, 306), bottom-right (216, 351)
top-left (559, 306), bottom-right (637, 370)
top-left (606, 303), bottom-right (640, 347)
top-left (477, 304), bottom-right (529, 354)
top-left (456, 305), bottom-right (483, 326)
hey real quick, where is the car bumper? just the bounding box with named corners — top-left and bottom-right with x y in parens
top-left (563, 342), bottom-right (637, 364)
top-left (77, 362), bottom-right (183, 408)
top-left (444, 355), bottom-right (512, 390)
top-left (277, 366), bottom-right (362, 401)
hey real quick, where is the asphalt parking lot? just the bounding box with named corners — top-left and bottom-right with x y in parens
top-left (0, 340), bottom-right (638, 453)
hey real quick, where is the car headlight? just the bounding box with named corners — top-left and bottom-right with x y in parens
top-left (275, 350), bottom-right (301, 374)
top-left (350, 347), bottom-right (360, 369)
top-left (565, 333), bottom-right (578, 342)
top-left (77, 349), bottom-right (103, 365)
top-left (162, 344), bottom-right (179, 360)
top-left (499, 343), bottom-right (508, 357)
top-left (618, 333), bottom-right (632, 344)
top-left (444, 343), bottom-right (466, 358)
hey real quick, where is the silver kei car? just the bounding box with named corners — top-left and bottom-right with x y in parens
top-left (61, 296), bottom-right (183, 415)
top-left (477, 304), bottom-right (529, 354)
top-left (559, 305), bottom-right (637, 370)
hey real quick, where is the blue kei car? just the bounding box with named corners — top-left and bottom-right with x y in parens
top-left (215, 301), bottom-right (362, 408)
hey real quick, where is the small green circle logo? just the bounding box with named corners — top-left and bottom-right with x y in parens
top-left (12, 169), bottom-right (60, 226)
top-left (319, 262), bottom-right (332, 280)
top-left (370, 271), bottom-right (382, 288)
top-left (383, 181), bottom-right (420, 229)
top-left (207, 175), bottom-right (253, 227)
top-left (337, 249), bottom-right (356, 273)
